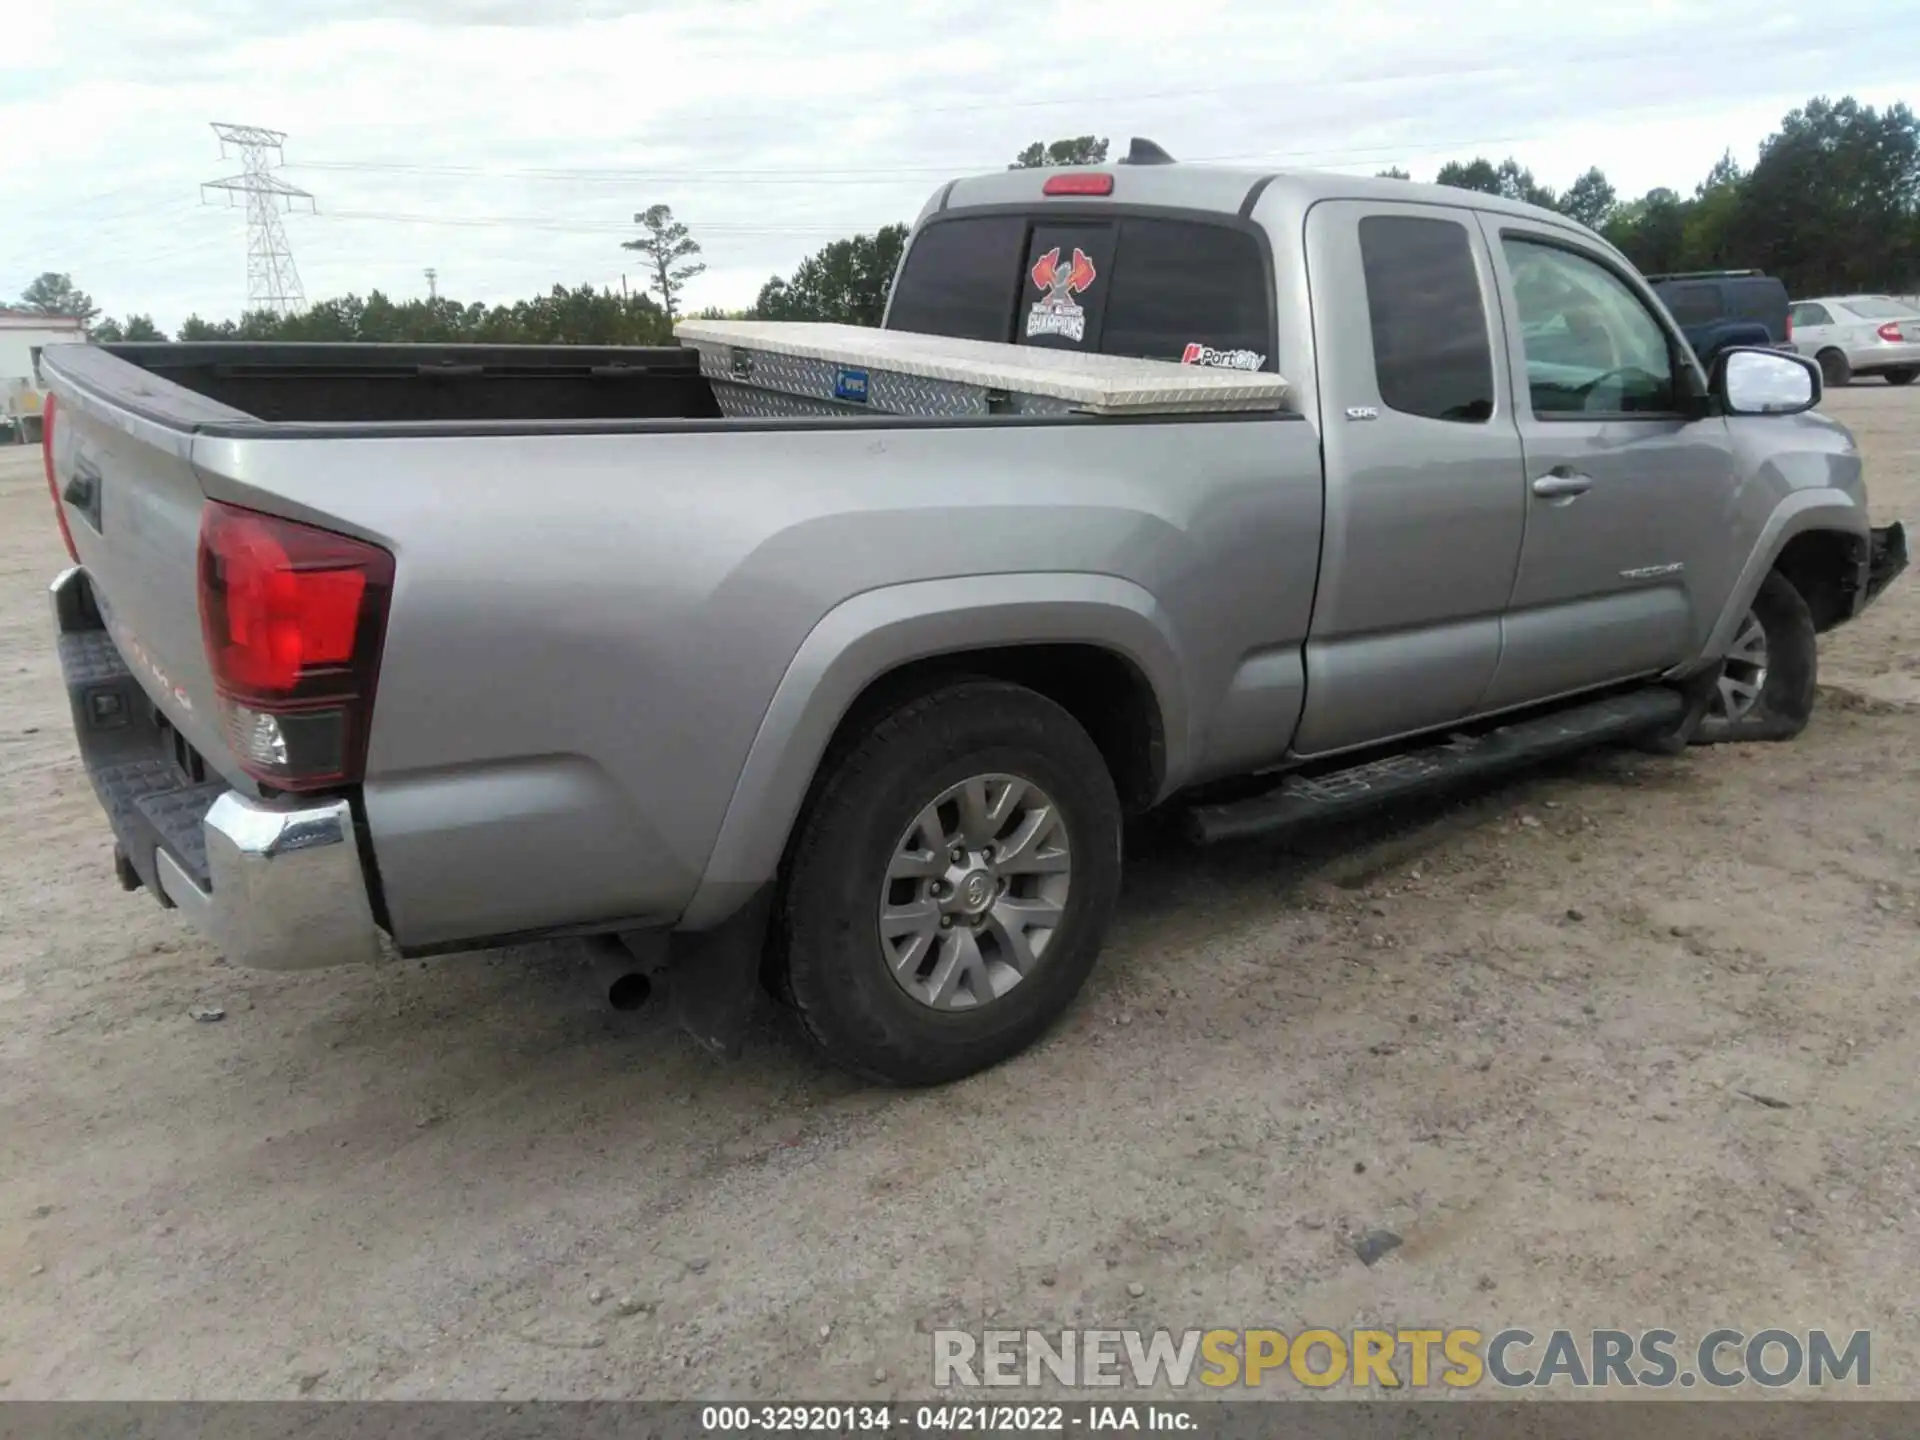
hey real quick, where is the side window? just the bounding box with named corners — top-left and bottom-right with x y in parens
top-left (1100, 218), bottom-right (1272, 371)
top-left (884, 216), bottom-right (1028, 343)
top-left (1502, 237), bottom-right (1678, 416)
top-left (1728, 281), bottom-right (1783, 327)
top-left (1793, 302), bottom-right (1834, 327)
top-left (1662, 283), bottom-right (1725, 327)
top-left (1356, 214), bottom-right (1495, 422)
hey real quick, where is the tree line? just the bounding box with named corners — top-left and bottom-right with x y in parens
top-left (18, 97), bottom-right (1915, 348)
top-left (1414, 96), bottom-right (1920, 295)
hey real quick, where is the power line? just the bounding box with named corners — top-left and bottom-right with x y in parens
top-left (48, 57), bottom-right (1908, 308)
top-left (5, 103), bottom-right (1727, 273)
top-left (9, 121), bottom-right (1559, 260)
top-left (201, 123), bottom-right (314, 315)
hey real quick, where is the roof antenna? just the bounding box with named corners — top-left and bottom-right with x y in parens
top-left (1120, 137), bottom-right (1176, 166)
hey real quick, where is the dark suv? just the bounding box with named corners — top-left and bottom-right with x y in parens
top-left (1645, 270), bottom-right (1793, 366)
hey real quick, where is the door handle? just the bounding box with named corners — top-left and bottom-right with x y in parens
top-left (1531, 469), bottom-right (1594, 499)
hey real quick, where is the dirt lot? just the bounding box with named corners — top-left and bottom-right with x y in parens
top-left (1, 389), bottom-right (1917, 1402)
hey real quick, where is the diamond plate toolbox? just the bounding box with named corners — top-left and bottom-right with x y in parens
top-left (674, 320), bottom-right (1287, 419)
top-left (690, 342), bottom-right (1070, 419)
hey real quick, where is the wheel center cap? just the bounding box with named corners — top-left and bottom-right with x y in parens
top-left (957, 869), bottom-right (995, 913)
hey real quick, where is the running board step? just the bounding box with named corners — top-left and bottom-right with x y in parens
top-left (1182, 687), bottom-right (1686, 846)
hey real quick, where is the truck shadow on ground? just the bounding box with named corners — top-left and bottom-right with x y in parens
top-left (14, 732), bottom-right (1741, 1388)
top-left (624, 738), bottom-right (1695, 1088)
top-left (213, 737), bottom-right (1701, 1168)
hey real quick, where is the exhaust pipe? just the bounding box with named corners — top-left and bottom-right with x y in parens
top-left (606, 970), bottom-right (652, 1011)
top-left (585, 934), bottom-right (660, 1012)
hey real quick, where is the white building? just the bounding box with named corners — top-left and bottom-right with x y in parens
top-left (2, 308), bottom-right (88, 443)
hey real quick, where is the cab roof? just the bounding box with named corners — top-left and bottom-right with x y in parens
top-left (926, 159), bottom-right (1591, 239)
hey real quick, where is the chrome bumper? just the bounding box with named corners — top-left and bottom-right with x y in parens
top-left (156, 793), bottom-right (385, 971)
top-left (52, 565), bottom-right (384, 972)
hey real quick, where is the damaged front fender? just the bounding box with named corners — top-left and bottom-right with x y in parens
top-left (1866, 522), bottom-right (1909, 610)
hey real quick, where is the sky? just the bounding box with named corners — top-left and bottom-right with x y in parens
top-left (1, 0), bottom-right (1915, 332)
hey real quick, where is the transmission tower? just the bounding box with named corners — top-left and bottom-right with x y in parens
top-left (201, 123), bottom-right (315, 316)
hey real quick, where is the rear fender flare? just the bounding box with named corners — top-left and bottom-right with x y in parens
top-left (676, 573), bottom-right (1187, 931)
top-left (1676, 488), bottom-right (1868, 677)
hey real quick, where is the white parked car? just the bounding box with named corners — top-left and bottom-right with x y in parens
top-left (1788, 295), bottom-right (1920, 387)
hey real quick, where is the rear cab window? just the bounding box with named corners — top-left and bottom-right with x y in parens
top-left (886, 210), bottom-right (1275, 373)
top-left (882, 216), bottom-right (1028, 343)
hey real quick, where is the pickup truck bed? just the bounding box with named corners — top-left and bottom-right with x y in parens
top-left (88, 326), bottom-right (1290, 430)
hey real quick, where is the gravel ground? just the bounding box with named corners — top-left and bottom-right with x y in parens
top-left (1, 387), bottom-right (1917, 1401)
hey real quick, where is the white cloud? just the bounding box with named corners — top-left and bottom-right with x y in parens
top-left (1, 0), bottom-right (1913, 330)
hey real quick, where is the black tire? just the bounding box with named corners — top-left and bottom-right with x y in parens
top-left (1885, 367), bottom-right (1917, 387)
top-left (1691, 570), bottom-right (1818, 745)
top-left (1817, 348), bottom-right (1852, 388)
top-left (777, 679), bottom-right (1122, 1085)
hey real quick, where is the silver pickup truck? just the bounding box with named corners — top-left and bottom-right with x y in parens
top-left (39, 152), bottom-right (1907, 1085)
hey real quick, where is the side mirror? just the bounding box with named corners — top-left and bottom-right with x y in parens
top-left (1712, 346), bottom-right (1821, 416)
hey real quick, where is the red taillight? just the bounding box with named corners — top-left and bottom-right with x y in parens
top-left (42, 393), bottom-right (79, 564)
top-left (1878, 322), bottom-right (1904, 343)
top-left (1042, 172), bottom-right (1114, 196)
top-left (198, 501), bottom-right (393, 791)
top-left (1784, 314), bottom-right (1793, 342)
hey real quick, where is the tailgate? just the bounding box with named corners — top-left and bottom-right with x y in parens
top-left (44, 349), bottom-right (247, 790)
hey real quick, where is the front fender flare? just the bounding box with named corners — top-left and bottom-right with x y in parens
top-left (1675, 488), bottom-right (1869, 678)
top-left (676, 573), bottom-right (1188, 931)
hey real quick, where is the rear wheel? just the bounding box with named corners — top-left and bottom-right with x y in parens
top-left (1817, 348), bottom-right (1852, 388)
top-left (1691, 571), bottom-right (1818, 744)
top-left (778, 680), bottom-right (1122, 1085)
top-left (1885, 367), bottom-right (1917, 387)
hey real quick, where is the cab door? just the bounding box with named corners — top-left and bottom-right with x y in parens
top-left (1476, 219), bottom-right (1739, 710)
top-left (1291, 199), bottom-right (1528, 756)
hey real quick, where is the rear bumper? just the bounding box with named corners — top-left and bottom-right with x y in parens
top-left (156, 793), bottom-right (384, 971)
top-left (52, 566), bottom-right (384, 971)
top-left (1852, 342), bottom-right (1920, 372)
